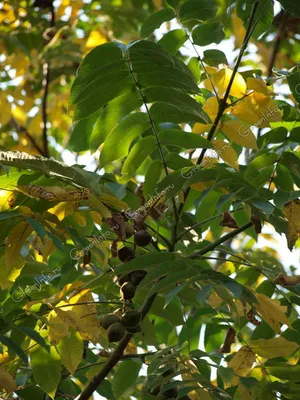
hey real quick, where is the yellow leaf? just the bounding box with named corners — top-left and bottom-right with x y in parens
top-left (231, 97), bottom-right (267, 127)
top-left (234, 382), bottom-right (253, 400)
top-left (212, 140), bottom-right (239, 170)
top-left (255, 293), bottom-right (291, 333)
top-left (180, 357), bottom-right (213, 400)
top-left (283, 199), bottom-right (300, 251)
top-left (191, 182), bottom-right (207, 191)
top-left (125, 339), bottom-right (137, 355)
top-left (67, 289), bottom-right (100, 343)
top-left (56, 0), bottom-right (70, 18)
top-left (47, 310), bottom-right (70, 344)
top-left (99, 193), bottom-right (127, 210)
top-left (73, 212), bottom-right (87, 227)
top-left (211, 67), bottom-right (247, 98)
top-left (247, 77), bottom-right (272, 95)
top-left (232, 299), bottom-right (251, 318)
top-left (12, 106), bottom-right (27, 125)
top-left (48, 201), bottom-right (79, 221)
top-left (85, 195), bottom-right (111, 218)
top-left (209, 291), bottom-right (223, 308)
top-left (0, 94), bottom-right (11, 126)
top-left (56, 330), bottom-right (83, 374)
top-left (28, 115), bottom-right (42, 135)
top-left (3, 221), bottom-right (33, 285)
top-left (193, 123), bottom-right (213, 134)
top-left (0, 190), bottom-right (15, 211)
top-left (32, 235), bottom-right (55, 260)
top-left (232, 12), bottom-right (246, 48)
top-left (203, 97), bottom-right (219, 120)
top-left (89, 210), bottom-right (103, 225)
top-left (0, 366), bottom-right (17, 392)
top-left (226, 346), bottom-right (256, 387)
top-left (221, 120), bottom-right (258, 149)
top-left (70, 0), bottom-right (84, 23)
top-left (232, 92), bottom-right (281, 128)
top-left (17, 185), bottom-right (92, 202)
top-left (86, 30), bottom-right (108, 49)
top-left (249, 337), bottom-right (298, 358)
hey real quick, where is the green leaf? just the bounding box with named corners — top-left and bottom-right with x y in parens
top-left (157, 29), bottom-right (188, 55)
top-left (150, 102), bottom-right (205, 124)
top-left (121, 136), bottom-right (157, 179)
top-left (116, 252), bottom-right (183, 275)
top-left (137, 258), bottom-right (194, 292)
top-left (158, 129), bottom-right (212, 149)
top-left (73, 76), bottom-right (132, 121)
top-left (112, 360), bottom-right (141, 398)
top-left (141, 9), bottom-right (175, 38)
top-left (146, 264), bottom-right (201, 296)
top-left (143, 87), bottom-right (206, 122)
top-left (69, 42), bottom-right (126, 105)
top-left (31, 344), bottom-right (62, 399)
top-left (277, 0), bottom-right (300, 18)
top-left (203, 49), bottom-right (228, 66)
top-left (192, 23), bottom-right (225, 46)
top-left (143, 159), bottom-right (163, 197)
top-left (289, 127), bottom-right (300, 143)
top-left (244, 153), bottom-right (278, 180)
top-left (179, 0), bottom-right (218, 22)
top-left (218, 366), bottom-right (234, 385)
top-left (0, 151), bottom-right (103, 195)
top-left (287, 66), bottom-right (300, 104)
top-left (237, 0), bottom-right (274, 39)
top-left (69, 114), bottom-right (98, 152)
top-left (166, 0), bottom-right (181, 8)
top-left (154, 169), bottom-right (188, 198)
top-left (100, 113), bottom-right (149, 167)
top-left (56, 330), bottom-right (83, 374)
top-left (266, 364), bottom-right (300, 381)
top-left (13, 326), bottom-right (49, 352)
top-left (0, 333), bottom-right (28, 365)
top-left (90, 90), bottom-right (142, 153)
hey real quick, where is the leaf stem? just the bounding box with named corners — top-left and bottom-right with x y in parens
top-left (125, 52), bottom-right (179, 250)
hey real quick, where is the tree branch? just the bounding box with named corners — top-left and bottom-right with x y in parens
top-left (189, 221), bottom-right (253, 259)
top-left (41, 6), bottom-right (55, 158)
top-left (11, 120), bottom-right (44, 155)
top-left (76, 4), bottom-right (263, 399)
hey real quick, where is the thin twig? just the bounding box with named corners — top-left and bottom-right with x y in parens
top-left (41, 6), bottom-right (55, 157)
top-left (189, 221), bottom-right (253, 259)
top-left (11, 120), bottom-right (44, 154)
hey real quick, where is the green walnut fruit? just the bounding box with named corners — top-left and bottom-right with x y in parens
top-left (159, 365), bottom-right (176, 377)
top-left (121, 310), bottom-right (141, 328)
top-left (126, 324), bottom-right (141, 334)
top-left (131, 270), bottom-right (147, 286)
top-left (162, 387), bottom-right (178, 399)
top-left (120, 281), bottom-right (136, 300)
top-left (107, 322), bottom-right (126, 342)
top-left (114, 273), bottom-right (131, 287)
top-left (148, 384), bottom-right (161, 396)
top-left (100, 314), bottom-right (120, 330)
top-left (134, 230), bottom-right (152, 247)
top-left (125, 223), bottom-right (135, 238)
top-left (118, 246), bottom-right (135, 262)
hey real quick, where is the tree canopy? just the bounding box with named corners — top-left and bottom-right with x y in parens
top-left (0, 0), bottom-right (300, 399)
